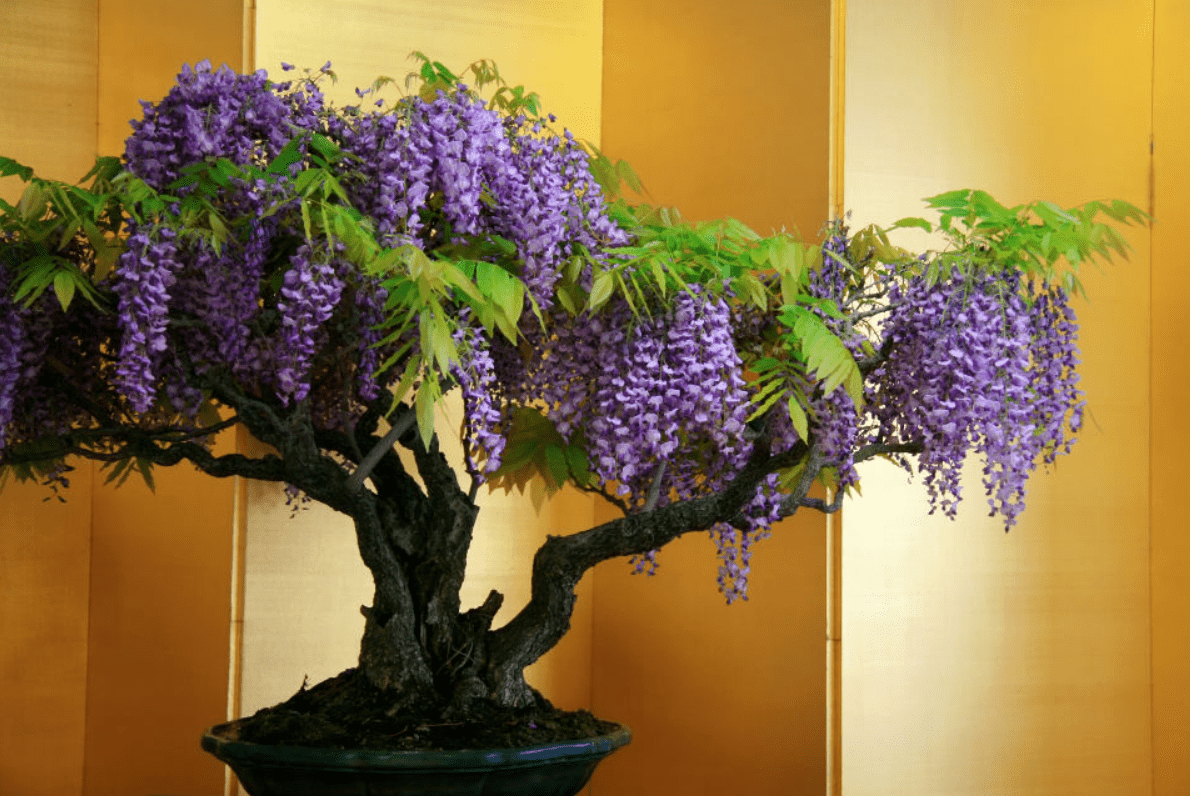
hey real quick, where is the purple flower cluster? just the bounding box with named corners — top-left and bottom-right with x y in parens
top-left (0, 246), bottom-right (116, 452)
top-left (333, 89), bottom-right (626, 311)
top-left (1026, 284), bottom-right (1084, 465)
top-left (106, 62), bottom-right (634, 439)
top-left (125, 60), bottom-right (294, 190)
top-left (275, 245), bottom-right (347, 403)
top-left (113, 225), bottom-right (184, 412)
top-left (553, 290), bottom-right (749, 499)
top-left (0, 265), bottom-right (29, 447)
top-left (171, 189), bottom-right (276, 381)
top-left (522, 287), bottom-right (781, 600)
top-left (710, 478), bottom-right (781, 602)
top-left (801, 227), bottom-right (867, 488)
top-left (113, 63), bottom-right (388, 419)
top-left (867, 265), bottom-right (1082, 527)
top-left (452, 319), bottom-right (506, 476)
top-left (498, 123), bottom-right (628, 306)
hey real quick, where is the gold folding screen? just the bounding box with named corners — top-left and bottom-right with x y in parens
top-left (1, 5), bottom-right (243, 795)
top-left (1150, 2), bottom-right (1190, 792)
top-left (4, 2), bottom-right (1187, 795)
top-left (839, 1), bottom-right (1188, 794)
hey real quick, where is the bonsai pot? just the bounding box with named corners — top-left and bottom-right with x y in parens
top-left (201, 720), bottom-right (631, 796)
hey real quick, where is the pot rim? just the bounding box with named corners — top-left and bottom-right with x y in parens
top-left (201, 720), bottom-right (632, 773)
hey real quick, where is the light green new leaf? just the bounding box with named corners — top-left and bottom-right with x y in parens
top-left (786, 397), bottom-right (810, 442)
top-left (748, 377), bottom-right (788, 422)
top-left (415, 373), bottom-right (440, 449)
top-left (556, 283), bottom-right (585, 316)
top-left (52, 271), bottom-right (76, 310)
top-left (299, 200), bottom-right (313, 242)
top-left (17, 182), bottom-right (48, 222)
top-left (780, 305), bottom-right (863, 407)
top-left (588, 270), bottom-right (615, 312)
top-left (390, 357), bottom-right (420, 403)
top-left (733, 271), bottom-right (769, 311)
top-left (889, 216), bottom-right (933, 233)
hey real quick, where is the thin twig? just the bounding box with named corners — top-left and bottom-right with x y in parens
top-left (642, 460), bottom-right (667, 512)
top-left (576, 482), bottom-right (631, 514)
top-left (347, 409), bottom-right (417, 492)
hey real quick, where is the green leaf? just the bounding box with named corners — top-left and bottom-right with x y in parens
top-left (545, 445), bottom-right (569, 488)
top-left (786, 397), bottom-right (810, 442)
top-left (556, 283), bottom-right (585, 315)
top-left (135, 458), bottom-right (156, 492)
top-left (12, 255), bottom-right (60, 306)
top-left (267, 139), bottom-right (306, 175)
top-left (617, 159), bottom-right (645, 195)
top-left (890, 216), bottom-right (933, 233)
top-left (197, 399), bottom-right (224, 429)
top-left (102, 458), bottom-right (136, 488)
top-left (778, 461), bottom-right (808, 492)
top-left (0, 156), bottom-right (34, 182)
top-left (779, 304), bottom-right (863, 407)
top-left (52, 271), bottom-right (76, 310)
top-left (415, 374), bottom-right (439, 449)
top-left (748, 378), bottom-right (787, 421)
top-left (588, 270), bottom-right (615, 312)
top-left (565, 444), bottom-right (590, 486)
top-left (18, 182), bottom-right (51, 222)
top-left (390, 357), bottom-right (420, 403)
top-left (309, 133), bottom-right (340, 160)
top-left (300, 200), bottom-right (313, 241)
top-left (733, 271), bottom-right (769, 311)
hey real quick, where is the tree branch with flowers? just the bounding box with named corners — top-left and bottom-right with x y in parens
top-left (0, 56), bottom-right (1146, 744)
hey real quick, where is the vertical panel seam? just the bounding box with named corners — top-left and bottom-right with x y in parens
top-left (242, 0), bottom-right (256, 74)
top-left (224, 440), bottom-right (249, 796)
top-left (828, 0), bottom-right (847, 221)
top-left (827, 6), bottom-right (846, 796)
top-left (1147, 2), bottom-right (1158, 795)
top-left (83, 9), bottom-right (101, 792)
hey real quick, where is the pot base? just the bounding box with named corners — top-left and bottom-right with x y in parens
top-left (202, 721), bottom-right (631, 796)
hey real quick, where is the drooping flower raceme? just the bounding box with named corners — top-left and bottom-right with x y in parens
top-left (866, 265), bottom-right (1083, 528)
top-left (113, 225), bottom-right (186, 413)
top-left (125, 60), bottom-right (294, 190)
top-left (0, 261), bottom-right (28, 448)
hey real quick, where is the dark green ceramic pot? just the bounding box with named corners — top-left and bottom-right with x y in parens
top-left (201, 722), bottom-right (631, 796)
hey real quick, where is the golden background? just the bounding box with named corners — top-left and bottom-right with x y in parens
top-left (1, 2), bottom-right (1186, 795)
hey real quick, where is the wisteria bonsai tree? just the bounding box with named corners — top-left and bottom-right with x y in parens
top-left (0, 58), bottom-right (1145, 746)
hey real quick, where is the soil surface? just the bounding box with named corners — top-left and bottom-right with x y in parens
top-left (225, 668), bottom-right (620, 751)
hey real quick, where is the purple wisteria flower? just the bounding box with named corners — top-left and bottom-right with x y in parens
top-left (125, 60), bottom-right (294, 190)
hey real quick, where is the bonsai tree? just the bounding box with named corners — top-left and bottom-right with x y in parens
top-left (0, 58), bottom-right (1146, 746)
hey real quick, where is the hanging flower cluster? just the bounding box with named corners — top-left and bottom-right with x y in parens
top-left (106, 60), bottom-right (630, 425)
top-left (866, 266), bottom-right (1084, 527)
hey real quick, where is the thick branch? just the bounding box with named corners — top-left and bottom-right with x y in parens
top-left (202, 369), bottom-right (291, 447)
top-left (854, 440), bottom-right (924, 464)
top-left (147, 441), bottom-right (290, 481)
top-left (484, 435), bottom-right (805, 695)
